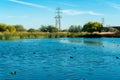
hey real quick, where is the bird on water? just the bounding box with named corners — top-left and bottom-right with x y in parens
top-left (10, 71), bottom-right (16, 75)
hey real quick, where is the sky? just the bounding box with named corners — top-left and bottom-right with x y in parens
top-left (0, 0), bottom-right (120, 29)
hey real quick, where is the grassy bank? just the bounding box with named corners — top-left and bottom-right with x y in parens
top-left (0, 32), bottom-right (69, 40)
top-left (0, 32), bottom-right (119, 40)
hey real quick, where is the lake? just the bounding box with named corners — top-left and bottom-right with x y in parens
top-left (0, 38), bottom-right (120, 80)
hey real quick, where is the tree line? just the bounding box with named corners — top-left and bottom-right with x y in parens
top-left (0, 22), bottom-right (103, 33)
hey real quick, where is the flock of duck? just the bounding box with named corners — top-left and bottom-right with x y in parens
top-left (10, 38), bottom-right (120, 80)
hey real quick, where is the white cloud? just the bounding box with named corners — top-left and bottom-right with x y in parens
top-left (88, 11), bottom-right (104, 16)
top-left (62, 9), bottom-right (104, 16)
top-left (109, 3), bottom-right (120, 10)
top-left (9, 0), bottom-right (52, 10)
top-left (8, 0), bottom-right (104, 16)
top-left (62, 10), bottom-right (84, 15)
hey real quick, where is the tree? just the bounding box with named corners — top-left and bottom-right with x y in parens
top-left (77, 25), bottom-right (82, 32)
top-left (6, 25), bottom-right (16, 32)
top-left (39, 25), bottom-right (58, 32)
top-left (39, 25), bottom-right (47, 32)
top-left (68, 25), bottom-right (82, 32)
top-left (0, 23), bottom-right (16, 32)
top-left (82, 22), bottom-right (103, 33)
top-left (62, 29), bottom-right (68, 32)
top-left (47, 25), bottom-right (58, 32)
top-left (27, 28), bottom-right (36, 32)
top-left (0, 23), bottom-right (7, 32)
top-left (14, 25), bottom-right (26, 32)
top-left (69, 25), bottom-right (75, 32)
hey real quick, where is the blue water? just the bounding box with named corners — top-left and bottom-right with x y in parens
top-left (0, 38), bottom-right (120, 80)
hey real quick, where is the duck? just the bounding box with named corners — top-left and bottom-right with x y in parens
top-left (73, 47), bottom-right (76, 49)
top-left (116, 57), bottom-right (119, 59)
top-left (33, 52), bottom-right (36, 54)
top-left (10, 71), bottom-right (16, 75)
top-left (102, 45), bottom-right (104, 47)
top-left (70, 56), bottom-right (74, 59)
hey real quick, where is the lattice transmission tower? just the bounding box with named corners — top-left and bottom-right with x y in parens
top-left (101, 18), bottom-right (104, 27)
top-left (55, 8), bottom-right (62, 31)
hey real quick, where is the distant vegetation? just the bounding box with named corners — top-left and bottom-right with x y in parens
top-left (0, 23), bottom-right (16, 32)
top-left (0, 21), bottom-right (118, 40)
top-left (68, 25), bottom-right (82, 32)
top-left (39, 25), bottom-right (58, 32)
top-left (82, 22), bottom-right (103, 33)
top-left (0, 22), bottom-right (103, 33)
top-left (14, 25), bottom-right (26, 32)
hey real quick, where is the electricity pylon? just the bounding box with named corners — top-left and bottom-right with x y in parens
top-left (55, 8), bottom-right (62, 32)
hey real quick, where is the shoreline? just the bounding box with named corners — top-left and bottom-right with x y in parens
top-left (0, 32), bottom-right (120, 40)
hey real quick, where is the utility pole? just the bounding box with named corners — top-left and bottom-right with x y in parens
top-left (55, 8), bottom-right (62, 32)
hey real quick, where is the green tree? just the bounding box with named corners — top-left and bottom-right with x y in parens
top-left (69, 25), bottom-right (82, 32)
top-left (0, 23), bottom-right (16, 32)
top-left (77, 25), bottom-right (82, 32)
top-left (47, 25), bottom-right (58, 32)
top-left (62, 29), bottom-right (68, 32)
top-left (82, 22), bottom-right (103, 33)
top-left (6, 25), bottom-right (16, 32)
top-left (39, 25), bottom-right (58, 32)
top-left (69, 25), bottom-right (75, 32)
top-left (0, 23), bottom-right (7, 32)
top-left (14, 25), bottom-right (26, 32)
top-left (27, 28), bottom-right (36, 32)
top-left (39, 25), bottom-right (47, 32)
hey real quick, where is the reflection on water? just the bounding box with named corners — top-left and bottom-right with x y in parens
top-left (59, 39), bottom-right (103, 46)
top-left (83, 40), bottom-right (103, 46)
top-left (0, 38), bottom-right (120, 80)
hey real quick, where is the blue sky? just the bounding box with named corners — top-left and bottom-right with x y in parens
top-left (0, 0), bottom-right (120, 29)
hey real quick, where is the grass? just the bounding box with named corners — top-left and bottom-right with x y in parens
top-left (0, 32), bottom-right (119, 40)
top-left (0, 32), bottom-right (68, 40)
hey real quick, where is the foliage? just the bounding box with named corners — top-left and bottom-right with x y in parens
top-left (27, 28), bottom-right (36, 32)
top-left (0, 23), bottom-right (7, 32)
top-left (68, 25), bottom-right (82, 32)
top-left (14, 25), bottom-right (26, 32)
top-left (82, 22), bottom-right (103, 33)
top-left (0, 23), bottom-right (16, 32)
top-left (39, 25), bottom-right (47, 32)
top-left (39, 25), bottom-right (58, 32)
top-left (6, 25), bottom-right (16, 32)
top-left (62, 29), bottom-right (68, 32)
top-left (47, 25), bottom-right (58, 32)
